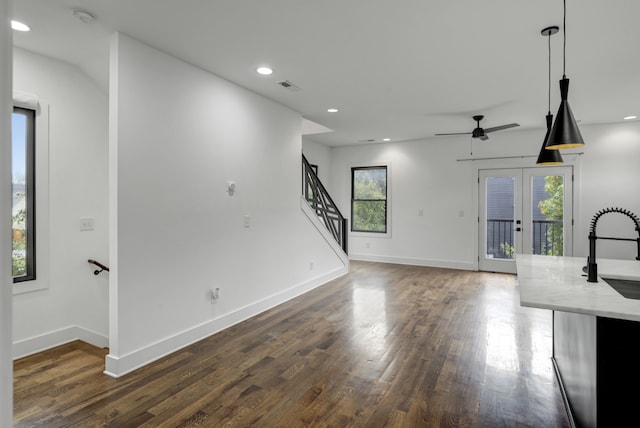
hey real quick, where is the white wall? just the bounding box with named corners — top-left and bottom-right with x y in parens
top-left (107, 33), bottom-right (346, 376)
top-left (326, 121), bottom-right (640, 267)
top-left (328, 136), bottom-right (476, 269)
top-left (12, 48), bottom-right (109, 356)
top-left (1, 1), bottom-right (14, 423)
top-left (302, 139), bottom-right (332, 185)
top-left (574, 122), bottom-right (640, 259)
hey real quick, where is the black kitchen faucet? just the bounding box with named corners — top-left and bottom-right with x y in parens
top-left (587, 207), bottom-right (640, 282)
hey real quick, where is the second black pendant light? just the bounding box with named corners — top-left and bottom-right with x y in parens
top-left (537, 26), bottom-right (563, 165)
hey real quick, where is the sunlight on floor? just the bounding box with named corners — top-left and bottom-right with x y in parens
top-left (352, 286), bottom-right (388, 358)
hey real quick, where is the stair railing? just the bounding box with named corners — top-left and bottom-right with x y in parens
top-left (302, 155), bottom-right (348, 254)
top-left (88, 259), bottom-right (109, 276)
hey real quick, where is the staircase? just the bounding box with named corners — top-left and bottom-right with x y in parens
top-left (302, 155), bottom-right (348, 254)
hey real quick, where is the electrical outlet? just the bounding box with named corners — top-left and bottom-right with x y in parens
top-left (243, 215), bottom-right (250, 228)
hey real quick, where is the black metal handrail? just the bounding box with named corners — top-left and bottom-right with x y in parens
top-left (486, 219), bottom-right (563, 258)
top-left (487, 219), bottom-right (515, 258)
top-left (88, 259), bottom-right (109, 276)
top-left (532, 219), bottom-right (563, 256)
top-left (302, 155), bottom-right (348, 254)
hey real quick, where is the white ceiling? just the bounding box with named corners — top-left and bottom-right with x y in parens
top-left (11, 0), bottom-right (640, 147)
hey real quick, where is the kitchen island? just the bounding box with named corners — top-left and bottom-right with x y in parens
top-left (516, 255), bottom-right (640, 428)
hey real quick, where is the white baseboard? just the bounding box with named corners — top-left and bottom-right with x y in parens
top-left (104, 265), bottom-right (348, 378)
top-left (13, 326), bottom-right (108, 360)
top-left (348, 253), bottom-right (475, 271)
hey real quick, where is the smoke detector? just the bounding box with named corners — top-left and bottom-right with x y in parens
top-left (72, 9), bottom-right (95, 24)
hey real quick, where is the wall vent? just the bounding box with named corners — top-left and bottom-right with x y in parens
top-left (277, 80), bottom-right (302, 92)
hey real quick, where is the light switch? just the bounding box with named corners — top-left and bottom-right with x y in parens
top-left (243, 215), bottom-right (250, 228)
top-left (80, 217), bottom-right (94, 231)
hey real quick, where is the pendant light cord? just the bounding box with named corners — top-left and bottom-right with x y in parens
top-left (563, 0), bottom-right (566, 78)
top-left (548, 32), bottom-right (552, 114)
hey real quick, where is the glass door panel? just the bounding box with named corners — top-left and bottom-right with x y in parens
top-left (479, 167), bottom-right (573, 273)
top-left (523, 167), bottom-right (573, 257)
top-left (479, 169), bottom-right (522, 273)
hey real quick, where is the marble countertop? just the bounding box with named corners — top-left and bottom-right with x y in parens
top-left (516, 254), bottom-right (640, 322)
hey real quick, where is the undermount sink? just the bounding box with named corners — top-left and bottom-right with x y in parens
top-left (602, 277), bottom-right (640, 299)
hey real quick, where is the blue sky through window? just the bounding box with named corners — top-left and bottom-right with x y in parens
top-left (12, 113), bottom-right (26, 183)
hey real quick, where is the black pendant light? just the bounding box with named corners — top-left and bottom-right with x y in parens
top-left (544, 0), bottom-right (585, 150)
top-left (537, 26), bottom-right (563, 165)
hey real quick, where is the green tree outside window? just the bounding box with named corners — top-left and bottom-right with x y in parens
top-left (538, 175), bottom-right (564, 256)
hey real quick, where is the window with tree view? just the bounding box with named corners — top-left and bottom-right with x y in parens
top-left (12, 107), bottom-right (36, 282)
top-left (351, 166), bottom-right (387, 233)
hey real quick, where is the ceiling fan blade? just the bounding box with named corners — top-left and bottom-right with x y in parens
top-left (479, 134), bottom-right (489, 141)
top-left (483, 123), bottom-right (520, 133)
top-left (434, 132), bottom-right (472, 136)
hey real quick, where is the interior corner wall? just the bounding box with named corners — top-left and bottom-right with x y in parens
top-left (107, 33), bottom-right (345, 377)
top-left (328, 121), bottom-right (640, 268)
top-left (1, 1), bottom-right (14, 424)
top-left (12, 48), bottom-right (109, 357)
top-left (329, 139), bottom-right (476, 269)
top-left (302, 138), bottom-right (332, 186)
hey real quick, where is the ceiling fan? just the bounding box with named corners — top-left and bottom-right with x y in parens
top-left (435, 115), bottom-right (520, 141)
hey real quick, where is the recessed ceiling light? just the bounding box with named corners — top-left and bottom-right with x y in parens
top-left (327, 108), bottom-right (338, 113)
top-left (256, 67), bottom-right (273, 75)
top-left (383, 138), bottom-right (391, 142)
top-left (624, 115), bottom-right (637, 120)
top-left (11, 20), bottom-right (30, 32)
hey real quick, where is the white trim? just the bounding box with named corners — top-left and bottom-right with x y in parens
top-left (12, 90), bottom-right (38, 110)
top-left (104, 265), bottom-right (348, 378)
top-left (349, 253), bottom-right (475, 271)
top-left (108, 33), bottom-right (120, 357)
top-left (1, 10), bottom-right (15, 425)
top-left (12, 326), bottom-right (108, 360)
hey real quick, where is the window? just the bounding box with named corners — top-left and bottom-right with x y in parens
top-left (351, 166), bottom-right (387, 233)
top-left (12, 106), bottom-right (36, 282)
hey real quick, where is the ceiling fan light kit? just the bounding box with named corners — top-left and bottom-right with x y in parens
top-left (544, 0), bottom-right (585, 150)
top-left (537, 26), bottom-right (563, 165)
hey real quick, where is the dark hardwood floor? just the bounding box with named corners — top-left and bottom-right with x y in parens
top-left (14, 261), bottom-right (570, 427)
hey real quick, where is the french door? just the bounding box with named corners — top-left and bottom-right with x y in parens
top-left (478, 167), bottom-right (573, 273)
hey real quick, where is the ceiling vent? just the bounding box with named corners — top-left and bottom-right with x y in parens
top-left (277, 80), bottom-right (302, 92)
